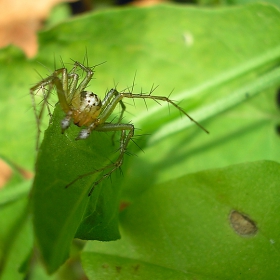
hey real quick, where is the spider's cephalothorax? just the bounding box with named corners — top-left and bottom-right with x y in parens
top-left (61, 90), bottom-right (102, 134)
top-left (30, 61), bottom-right (208, 195)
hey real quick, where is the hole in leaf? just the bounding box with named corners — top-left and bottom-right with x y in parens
top-left (229, 210), bottom-right (258, 237)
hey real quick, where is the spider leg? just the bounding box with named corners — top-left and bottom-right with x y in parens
top-left (37, 83), bottom-right (53, 122)
top-left (65, 122), bottom-right (134, 196)
top-left (31, 67), bottom-right (76, 147)
top-left (66, 61), bottom-right (96, 114)
top-left (111, 100), bottom-right (126, 145)
top-left (121, 92), bottom-right (209, 134)
top-left (30, 80), bottom-right (53, 150)
top-left (50, 68), bottom-right (71, 113)
top-left (101, 89), bottom-right (127, 144)
top-left (89, 122), bottom-right (134, 195)
top-left (102, 89), bottom-right (126, 124)
top-left (30, 69), bottom-right (69, 149)
top-left (67, 73), bottom-right (79, 103)
top-left (71, 61), bottom-right (94, 96)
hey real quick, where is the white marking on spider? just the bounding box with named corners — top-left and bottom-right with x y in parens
top-left (80, 91), bottom-right (101, 111)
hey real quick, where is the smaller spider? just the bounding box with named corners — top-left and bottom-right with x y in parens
top-left (30, 61), bottom-right (208, 195)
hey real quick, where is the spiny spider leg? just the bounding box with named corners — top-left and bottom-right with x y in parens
top-left (69, 60), bottom-right (106, 98)
top-left (71, 61), bottom-right (94, 96)
top-left (102, 89), bottom-right (127, 144)
top-left (90, 124), bottom-right (133, 195)
top-left (66, 73), bottom-right (79, 102)
top-left (121, 92), bottom-right (209, 134)
top-left (38, 84), bottom-right (53, 120)
top-left (30, 70), bottom-right (67, 149)
top-left (65, 122), bottom-right (134, 196)
top-left (31, 85), bottom-right (52, 150)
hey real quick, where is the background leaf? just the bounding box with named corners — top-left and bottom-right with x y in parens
top-left (0, 196), bottom-right (32, 280)
top-left (83, 160), bottom-right (280, 279)
top-left (0, 1), bottom-right (280, 277)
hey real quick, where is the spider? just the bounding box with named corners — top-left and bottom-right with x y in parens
top-left (30, 61), bottom-right (209, 196)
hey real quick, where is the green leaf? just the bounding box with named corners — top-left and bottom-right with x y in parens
top-left (0, 180), bottom-right (31, 206)
top-left (83, 160), bottom-right (280, 279)
top-left (0, 48), bottom-right (39, 171)
top-left (31, 106), bottom-right (121, 273)
top-left (222, 0), bottom-right (280, 9)
top-left (0, 196), bottom-right (32, 280)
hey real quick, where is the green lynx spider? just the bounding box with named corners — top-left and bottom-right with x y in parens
top-left (31, 61), bottom-right (208, 196)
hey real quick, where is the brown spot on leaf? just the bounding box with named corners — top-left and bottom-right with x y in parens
top-left (102, 263), bottom-right (109, 269)
top-left (229, 210), bottom-right (257, 237)
top-left (119, 201), bottom-right (130, 211)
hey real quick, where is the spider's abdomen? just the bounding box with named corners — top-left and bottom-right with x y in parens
top-left (72, 91), bottom-right (102, 127)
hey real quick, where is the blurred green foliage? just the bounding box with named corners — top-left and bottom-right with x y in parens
top-left (0, 2), bottom-right (280, 279)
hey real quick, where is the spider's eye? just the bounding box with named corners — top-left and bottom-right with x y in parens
top-left (80, 91), bottom-right (101, 107)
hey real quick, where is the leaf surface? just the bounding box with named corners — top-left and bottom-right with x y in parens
top-left (83, 161), bottom-right (280, 279)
